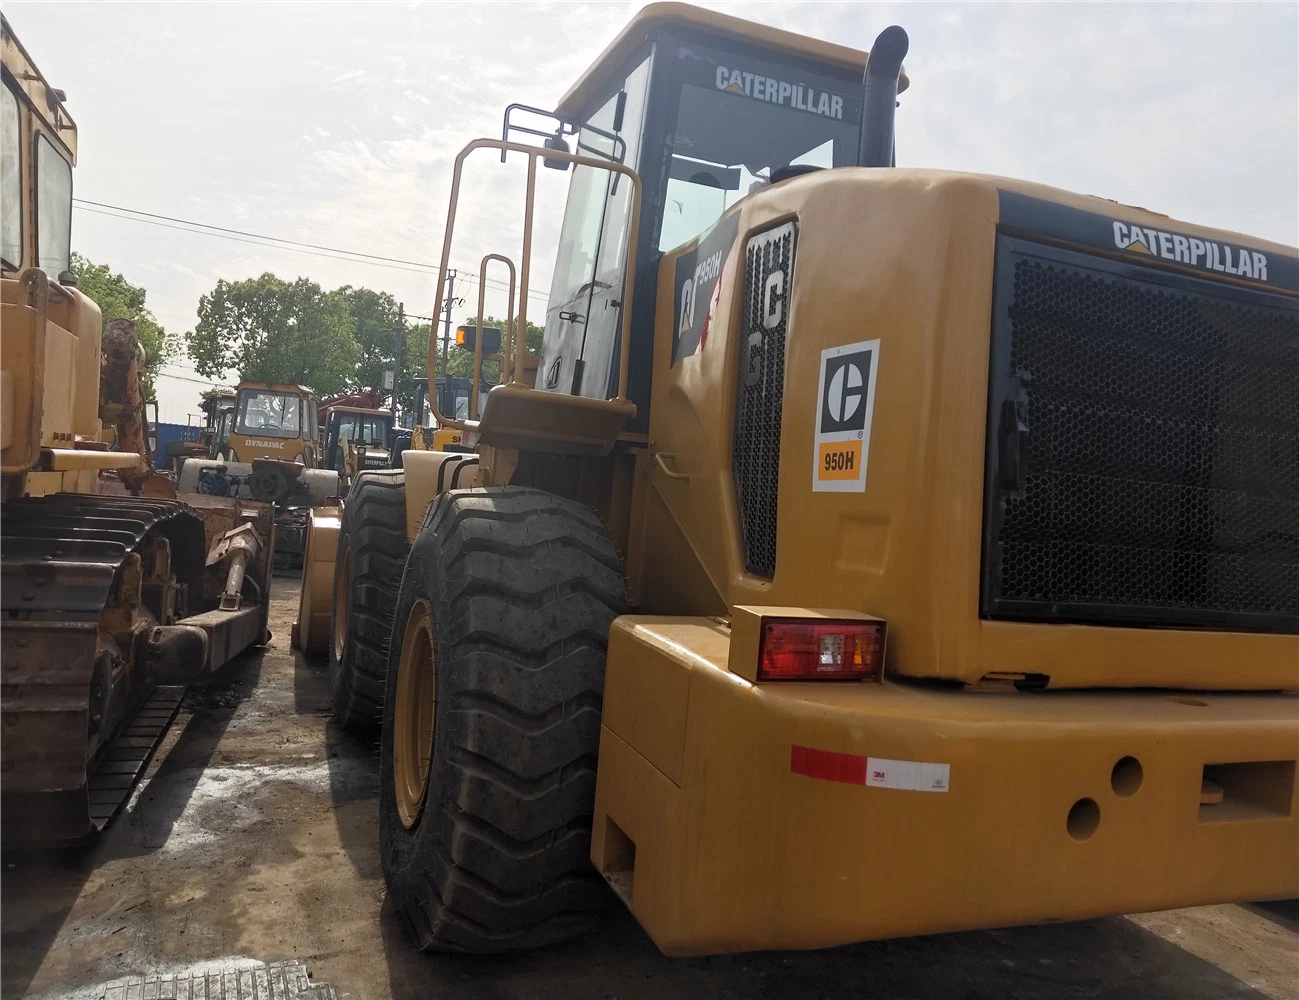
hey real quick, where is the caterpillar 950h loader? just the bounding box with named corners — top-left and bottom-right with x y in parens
top-left (298, 3), bottom-right (1298, 956)
top-left (1, 17), bottom-right (274, 844)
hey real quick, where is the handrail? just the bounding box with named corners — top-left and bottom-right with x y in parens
top-left (471, 253), bottom-right (516, 420)
top-left (425, 137), bottom-right (643, 435)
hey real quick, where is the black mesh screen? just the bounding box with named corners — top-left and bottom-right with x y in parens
top-left (733, 222), bottom-right (796, 578)
top-left (983, 237), bottom-right (1299, 632)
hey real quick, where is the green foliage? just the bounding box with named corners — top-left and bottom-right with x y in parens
top-left (398, 322), bottom-right (433, 412)
top-left (70, 252), bottom-right (171, 400)
top-left (184, 273), bottom-right (546, 415)
top-left (187, 274), bottom-right (360, 397)
top-left (338, 285), bottom-right (405, 398)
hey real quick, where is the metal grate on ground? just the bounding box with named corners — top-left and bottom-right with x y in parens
top-left (89, 960), bottom-right (336, 1000)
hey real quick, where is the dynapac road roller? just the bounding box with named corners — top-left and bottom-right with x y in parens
top-left (298, 3), bottom-right (1298, 956)
top-left (1, 17), bottom-right (274, 844)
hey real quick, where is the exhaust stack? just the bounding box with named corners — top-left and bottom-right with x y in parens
top-left (857, 25), bottom-right (909, 168)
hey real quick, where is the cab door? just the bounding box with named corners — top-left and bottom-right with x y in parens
top-left (538, 55), bottom-right (651, 400)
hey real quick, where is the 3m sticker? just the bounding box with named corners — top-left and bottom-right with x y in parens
top-left (790, 745), bottom-right (950, 793)
top-left (865, 757), bottom-right (950, 793)
top-left (812, 339), bottom-right (880, 492)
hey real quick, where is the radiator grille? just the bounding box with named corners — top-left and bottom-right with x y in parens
top-left (733, 222), bottom-right (796, 578)
top-left (983, 237), bottom-right (1299, 631)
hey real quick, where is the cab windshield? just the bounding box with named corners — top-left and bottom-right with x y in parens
top-left (660, 47), bottom-right (860, 251)
top-left (335, 413), bottom-right (390, 448)
top-left (236, 390), bottom-right (302, 438)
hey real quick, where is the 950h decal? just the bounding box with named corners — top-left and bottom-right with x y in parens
top-left (812, 339), bottom-right (880, 493)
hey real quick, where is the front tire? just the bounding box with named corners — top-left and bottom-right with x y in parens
top-left (329, 470), bottom-right (408, 730)
top-left (380, 486), bottom-right (626, 952)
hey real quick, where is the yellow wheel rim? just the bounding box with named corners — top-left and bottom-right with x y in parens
top-left (393, 598), bottom-right (437, 829)
top-left (332, 537), bottom-right (351, 662)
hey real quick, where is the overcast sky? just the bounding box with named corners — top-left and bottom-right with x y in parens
top-left (8, 1), bottom-right (1297, 422)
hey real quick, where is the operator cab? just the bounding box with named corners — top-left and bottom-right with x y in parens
top-left (537, 4), bottom-right (903, 427)
top-left (229, 381), bottom-right (320, 466)
top-left (322, 406), bottom-right (394, 472)
top-left (415, 375), bottom-right (495, 428)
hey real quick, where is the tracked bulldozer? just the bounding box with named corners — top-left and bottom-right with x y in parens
top-left (298, 3), bottom-right (1297, 957)
top-left (1, 18), bottom-right (274, 844)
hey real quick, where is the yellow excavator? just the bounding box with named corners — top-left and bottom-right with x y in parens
top-left (301, 3), bottom-right (1297, 957)
top-left (1, 17), bottom-right (274, 844)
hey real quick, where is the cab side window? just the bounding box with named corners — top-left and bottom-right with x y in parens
top-left (1, 85), bottom-right (21, 268)
top-left (541, 53), bottom-right (652, 398)
top-left (36, 134), bottom-right (72, 275)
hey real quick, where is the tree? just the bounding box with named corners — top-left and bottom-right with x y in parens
top-left (187, 274), bottom-right (360, 397)
top-left (71, 252), bottom-right (171, 400)
top-left (338, 285), bottom-right (405, 398)
top-left (397, 322), bottom-right (433, 413)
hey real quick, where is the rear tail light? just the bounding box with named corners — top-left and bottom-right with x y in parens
top-left (758, 618), bottom-right (885, 681)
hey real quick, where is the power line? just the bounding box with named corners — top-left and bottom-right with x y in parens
top-left (73, 198), bottom-right (552, 303)
top-left (77, 197), bottom-right (443, 270)
top-left (75, 205), bottom-right (445, 279)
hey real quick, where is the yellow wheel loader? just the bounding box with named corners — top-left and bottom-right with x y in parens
top-left (298, 3), bottom-right (1298, 956)
top-left (1, 17), bottom-right (275, 844)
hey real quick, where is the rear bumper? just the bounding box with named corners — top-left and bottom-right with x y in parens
top-left (592, 617), bottom-right (1299, 956)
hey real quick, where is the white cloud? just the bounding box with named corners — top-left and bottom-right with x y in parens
top-left (5, 0), bottom-right (1294, 423)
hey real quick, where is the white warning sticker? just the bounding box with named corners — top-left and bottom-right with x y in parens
top-left (812, 339), bottom-right (880, 493)
top-left (865, 757), bottom-right (950, 793)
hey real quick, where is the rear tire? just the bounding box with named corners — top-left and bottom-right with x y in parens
top-left (329, 470), bottom-right (408, 731)
top-left (380, 486), bottom-right (626, 952)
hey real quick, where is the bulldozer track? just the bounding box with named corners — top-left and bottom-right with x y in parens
top-left (1, 492), bottom-right (208, 844)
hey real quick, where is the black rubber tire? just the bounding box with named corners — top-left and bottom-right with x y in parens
top-left (329, 470), bottom-right (409, 731)
top-left (248, 465), bottom-right (289, 503)
top-left (380, 486), bottom-right (627, 953)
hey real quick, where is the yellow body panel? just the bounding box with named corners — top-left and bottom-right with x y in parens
top-left (400, 450), bottom-right (482, 542)
top-left (593, 616), bottom-right (1299, 956)
top-left (293, 504), bottom-right (341, 655)
top-left (639, 168), bottom-right (1298, 691)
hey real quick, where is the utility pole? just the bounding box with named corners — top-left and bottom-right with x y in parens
top-left (440, 270), bottom-right (462, 378)
top-left (392, 302), bottom-right (405, 416)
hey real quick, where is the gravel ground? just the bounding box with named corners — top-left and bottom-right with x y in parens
top-left (4, 577), bottom-right (1296, 1000)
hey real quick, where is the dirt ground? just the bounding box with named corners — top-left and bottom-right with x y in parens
top-left (4, 577), bottom-right (1297, 1000)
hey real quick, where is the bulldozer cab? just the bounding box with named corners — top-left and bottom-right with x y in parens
top-left (227, 380), bottom-right (321, 467)
top-left (535, 6), bottom-right (880, 424)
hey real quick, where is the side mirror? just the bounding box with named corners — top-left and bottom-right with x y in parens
top-left (543, 134), bottom-right (571, 171)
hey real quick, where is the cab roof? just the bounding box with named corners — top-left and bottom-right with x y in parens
top-left (1, 14), bottom-right (77, 161)
top-left (236, 380), bottom-right (315, 395)
top-left (556, 2), bottom-right (908, 120)
top-left (327, 406), bottom-right (393, 418)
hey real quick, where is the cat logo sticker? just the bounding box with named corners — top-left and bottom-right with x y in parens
top-left (812, 340), bottom-right (880, 493)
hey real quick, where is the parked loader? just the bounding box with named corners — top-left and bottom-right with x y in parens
top-left (318, 392), bottom-right (395, 488)
top-left (1, 17), bottom-right (275, 844)
top-left (298, 3), bottom-right (1298, 957)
